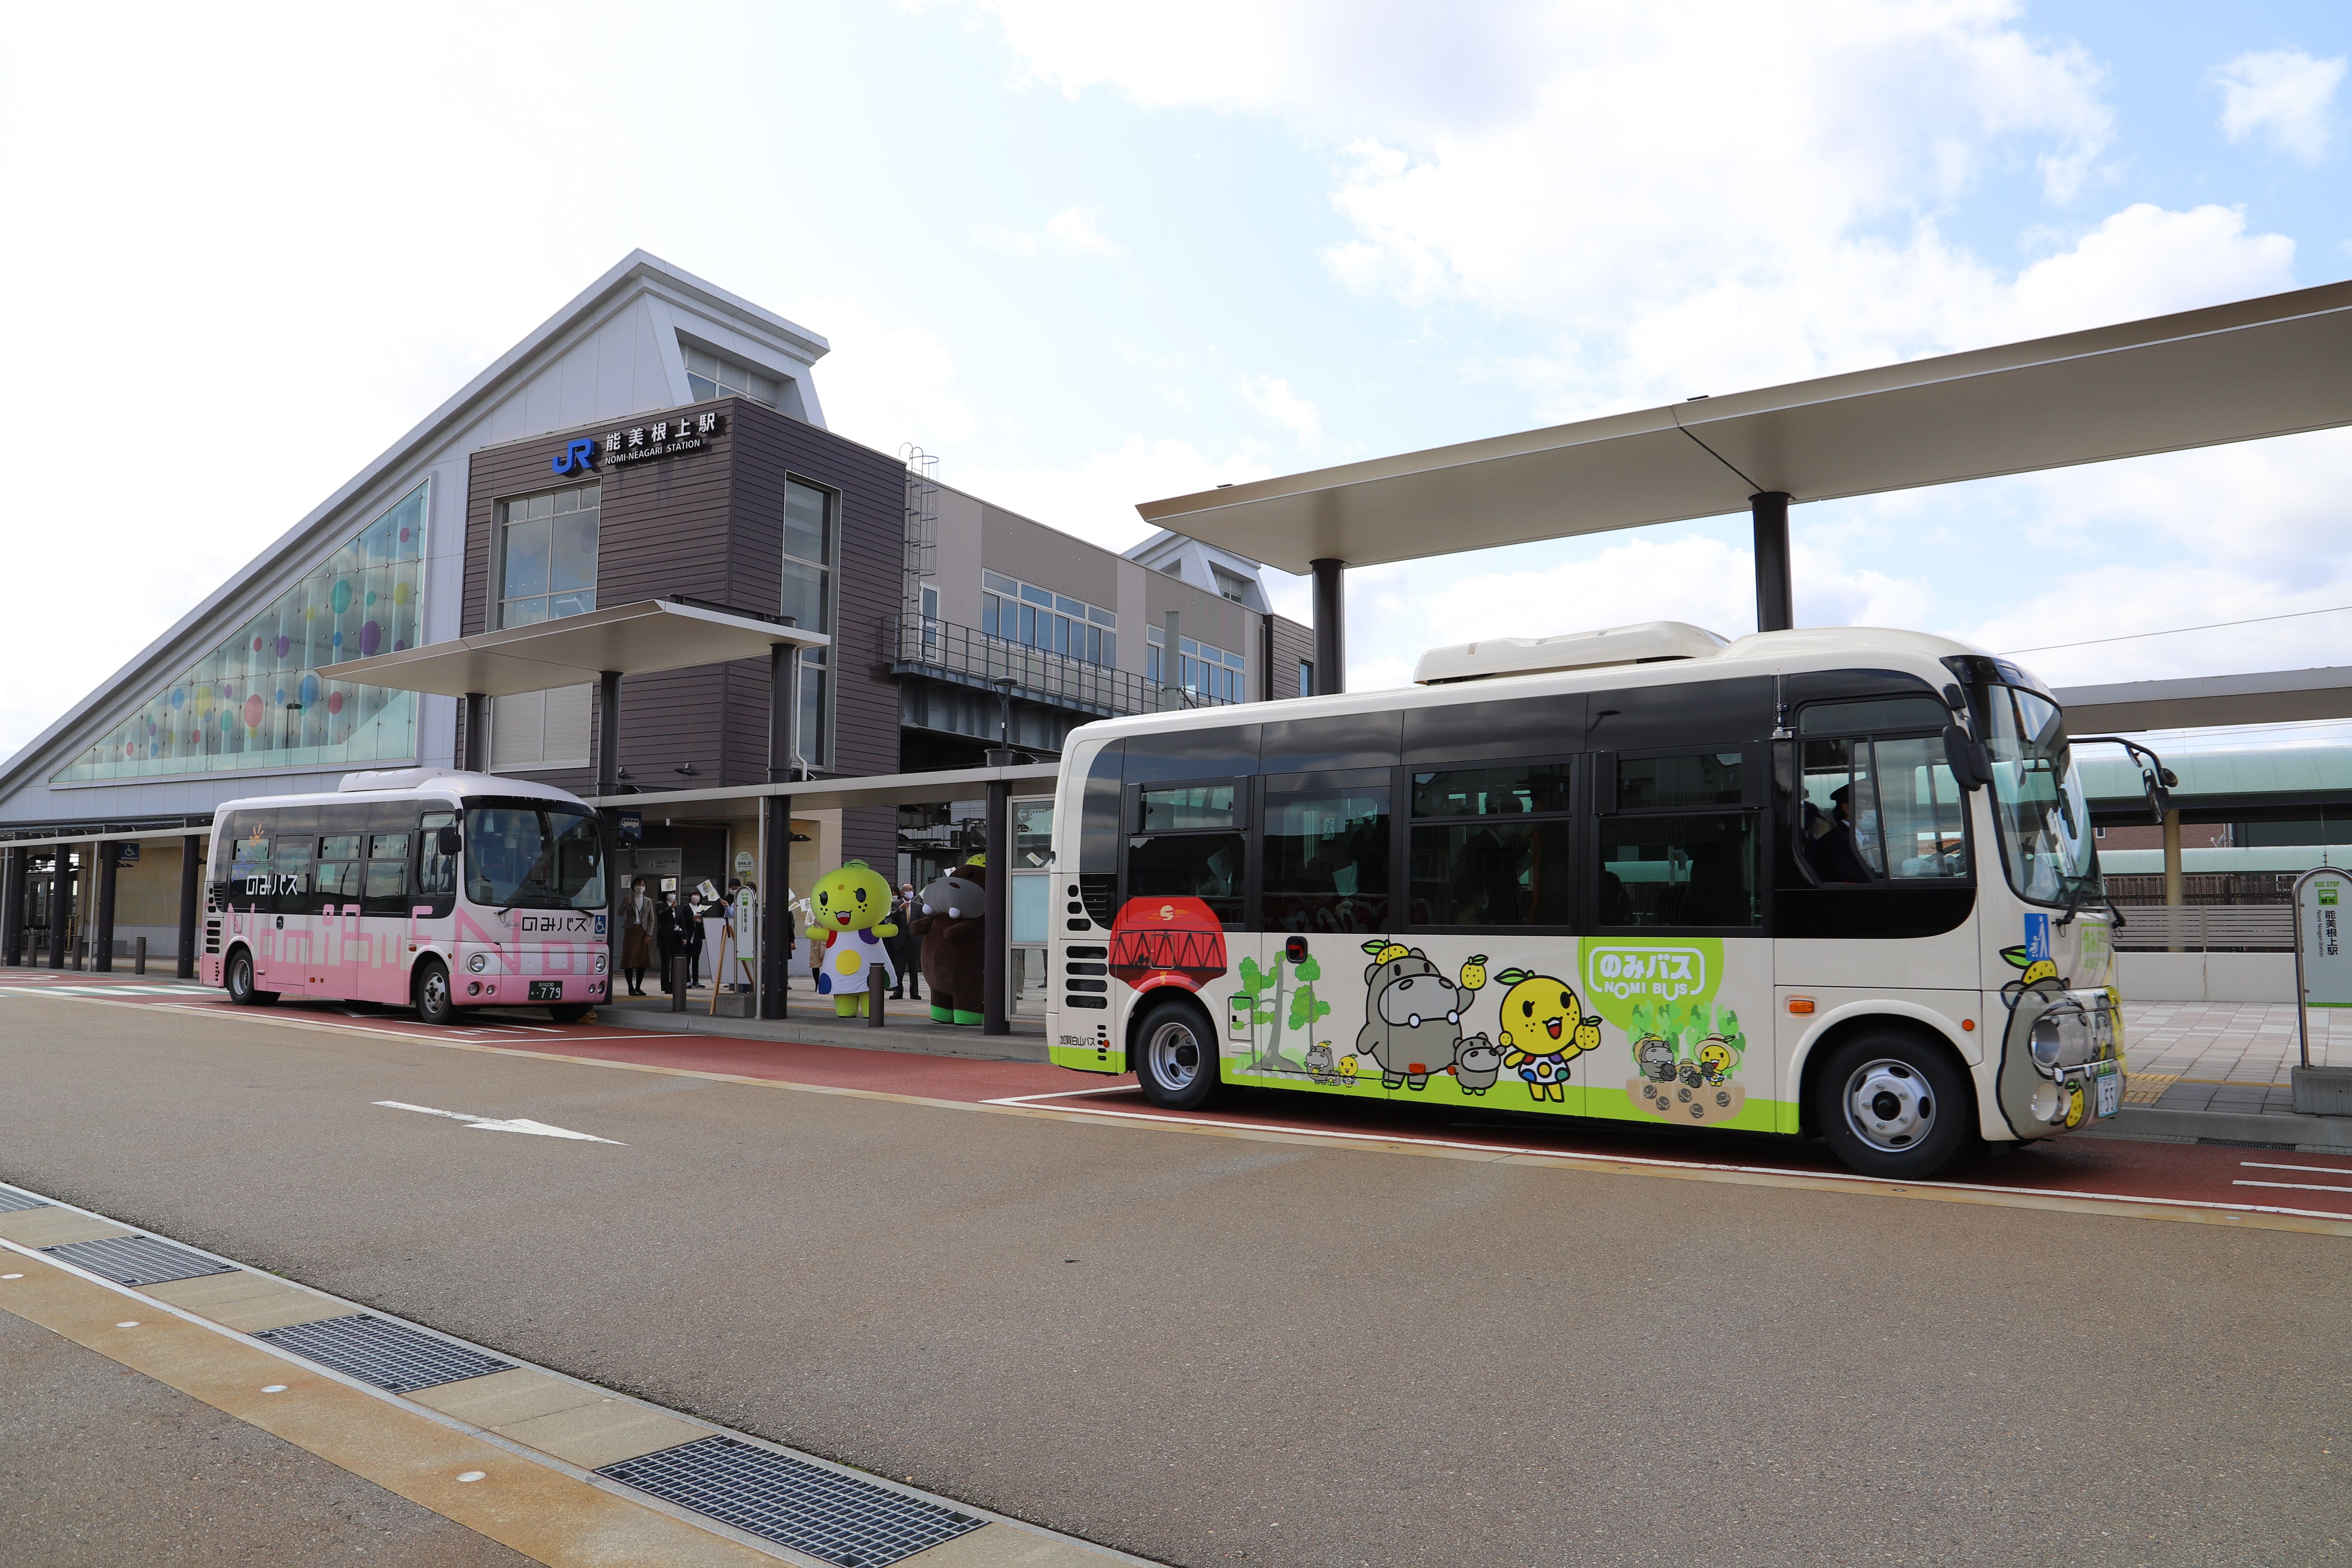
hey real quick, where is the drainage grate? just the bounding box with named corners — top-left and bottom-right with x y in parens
top-left (44, 1234), bottom-right (234, 1286)
top-left (601, 1435), bottom-right (985, 1567)
top-left (253, 1314), bottom-right (513, 1392)
top-left (0, 1186), bottom-right (50, 1213)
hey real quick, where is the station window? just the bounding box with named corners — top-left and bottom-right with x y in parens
top-left (1147, 626), bottom-right (1247, 702)
top-left (784, 477), bottom-right (835, 766)
top-left (496, 483), bottom-right (600, 629)
top-left (981, 571), bottom-right (1116, 668)
top-left (683, 345), bottom-right (782, 409)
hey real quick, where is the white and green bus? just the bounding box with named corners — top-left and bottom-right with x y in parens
top-left (1044, 623), bottom-right (2142, 1180)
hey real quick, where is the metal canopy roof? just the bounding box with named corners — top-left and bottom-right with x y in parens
top-left (320, 599), bottom-right (828, 698)
top-left (2053, 666), bottom-right (2352, 735)
top-left (1138, 280), bottom-right (2352, 574)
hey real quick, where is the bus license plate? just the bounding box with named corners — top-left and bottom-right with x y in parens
top-left (528, 980), bottom-right (563, 1001)
top-left (2093, 1066), bottom-right (2121, 1119)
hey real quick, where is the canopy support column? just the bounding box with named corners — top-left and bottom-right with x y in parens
top-left (1310, 557), bottom-right (1346, 695)
top-left (177, 834), bottom-right (202, 979)
top-left (1752, 492), bottom-right (1794, 634)
top-left (1, 847), bottom-right (23, 966)
top-left (48, 846), bottom-right (72, 969)
top-left (596, 672), bottom-right (622, 797)
top-left (93, 844), bottom-right (119, 973)
top-left (462, 692), bottom-right (487, 772)
top-left (760, 640), bottom-right (803, 1021)
top-left (982, 764), bottom-right (1011, 1035)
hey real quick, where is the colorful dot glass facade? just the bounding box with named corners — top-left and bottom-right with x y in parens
top-left (54, 484), bottom-right (429, 783)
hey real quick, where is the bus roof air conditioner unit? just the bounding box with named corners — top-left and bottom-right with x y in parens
top-left (1413, 620), bottom-right (1730, 685)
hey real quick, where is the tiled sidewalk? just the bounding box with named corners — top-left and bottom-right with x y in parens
top-left (2121, 1000), bottom-right (2338, 1116)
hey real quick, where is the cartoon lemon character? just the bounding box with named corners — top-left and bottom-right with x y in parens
top-left (1494, 968), bottom-right (1602, 1104)
top-left (2000, 945), bottom-right (2061, 989)
top-left (1459, 954), bottom-right (1490, 992)
top-left (1338, 1055), bottom-right (1360, 1080)
top-left (2063, 1079), bottom-right (2087, 1130)
top-left (1697, 1038), bottom-right (1736, 1085)
top-left (810, 859), bottom-right (900, 1018)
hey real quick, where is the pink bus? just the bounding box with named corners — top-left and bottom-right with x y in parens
top-left (199, 768), bottom-right (611, 1023)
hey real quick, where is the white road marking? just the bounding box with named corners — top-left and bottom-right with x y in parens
top-left (371, 1101), bottom-right (623, 1144)
top-left (2234, 1178), bottom-right (2352, 1194)
top-left (2240, 1161), bottom-right (2352, 1176)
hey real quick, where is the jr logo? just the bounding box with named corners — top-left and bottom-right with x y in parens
top-left (552, 437), bottom-right (597, 475)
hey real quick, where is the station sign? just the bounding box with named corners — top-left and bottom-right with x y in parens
top-left (551, 412), bottom-right (725, 476)
top-left (2297, 867), bottom-right (2352, 1009)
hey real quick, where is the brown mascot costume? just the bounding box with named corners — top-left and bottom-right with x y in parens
top-left (911, 858), bottom-right (988, 1026)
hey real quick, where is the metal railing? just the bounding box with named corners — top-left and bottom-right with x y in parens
top-left (2110, 904), bottom-right (2294, 951)
top-left (885, 615), bottom-right (1233, 720)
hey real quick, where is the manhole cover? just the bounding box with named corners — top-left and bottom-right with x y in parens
top-left (253, 1314), bottom-right (513, 1392)
top-left (601, 1435), bottom-right (985, 1567)
top-left (44, 1234), bottom-right (234, 1286)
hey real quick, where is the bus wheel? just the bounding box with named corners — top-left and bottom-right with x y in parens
top-left (546, 1003), bottom-right (590, 1024)
top-left (224, 949), bottom-right (277, 1007)
top-left (1816, 1031), bottom-right (1970, 1181)
top-left (412, 959), bottom-right (456, 1027)
top-left (1134, 995), bottom-right (1222, 1112)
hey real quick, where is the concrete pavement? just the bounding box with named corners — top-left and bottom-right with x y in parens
top-left (3, 991), bottom-right (2350, 1566)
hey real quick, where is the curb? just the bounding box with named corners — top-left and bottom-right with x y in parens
top-left (588, 1000), bottom-right (1052, 1063)
top-left (2093, 1103), bottom-right (2352, 1151)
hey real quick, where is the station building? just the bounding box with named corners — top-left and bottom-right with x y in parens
top-left (0, 252), bottom-right (1309, 983)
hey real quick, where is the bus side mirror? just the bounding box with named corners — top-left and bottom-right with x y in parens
top-left (1942, 725), bottom-right (1992, 792)
top-left (436, 826), bottom-right (464, 857)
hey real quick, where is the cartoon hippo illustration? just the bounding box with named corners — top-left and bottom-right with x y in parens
top-left (1455, 1036), bottom-right (1502, 1095)
top-left (1304, 1041), bottom-right (1340, 1084)
top-left (1636, 1037), bottom-right (1678, 1083)
top-left (1354, 941), bottom-right (1473, 1090)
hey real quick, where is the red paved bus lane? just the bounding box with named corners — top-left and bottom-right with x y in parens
top-left (6, 969), bottom-right (2348, 1231)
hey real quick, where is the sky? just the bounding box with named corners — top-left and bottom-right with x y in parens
top-left (2, 0), bottom-right (2349, 763)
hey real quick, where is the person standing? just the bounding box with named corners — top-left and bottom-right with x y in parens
top-left (619, 878), bottom-right (656, 997)
top-left (657, 890), bottom-right (686, 994)
top-left (889, 880), bottom-right (922, 1001)
top-left (681, 888), bottom-right (707, 988)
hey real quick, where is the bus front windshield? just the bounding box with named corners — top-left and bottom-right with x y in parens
top-left (1977, 684), bottom-right (2098, 906)
top-left (464, 803), bottom-right (606, 910)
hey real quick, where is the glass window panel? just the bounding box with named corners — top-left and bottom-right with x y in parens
top-left (1798, 696), bottom-right (1951, 734)
top-left (687, 373), bottom-right (717, 401)
top-left (1139, 784), bottom-right (1240, 830)
top-left (1086, 624), bottom-right (1102, 664)
top-left (548, 588), bottom-right (596, 619)
top-left (318, 856), bottom-right (364, 900)
top-left (363, 858), bottom-right (408, 906)
top-left (1011, 874), bottom-right (1049, 943)
top-left (1054, 615), bottom-right (1070, 656)
top-left (1411, 820), bottom-right (1573, 927)
top-left (369, 831), bottom-right (411, 860)
top-left (273, 839), bottom-right (315, 909)
top-left (1617, 752), bottom-right (1743, 810)
top-left (800, 663), bottom-right (826, 766)
top-left (1414, 763), bottom-right (1573, 818)
top-left (549, 511), bottom-right (598, 593)
top-left (1055, 596), bottom-right (1082, 616)
top-left (1125, 831), bottom-right (1246, 925)
top-left (319, 835), bottom-right (363, 862)
top-left (1089, 606), bottom-right (1115, 626)
top-left (1018, 603), bottom-right (1036, 644)
top-left (1102, 631), bottom-right (1114, 667)
top-left (1263, 787), bottom-right (1389, 933)
top-left (416, 813), bottom-right (458, 899)
top-left (784, 480), bottom-right (830, 564)
top-left (1597, 813), bottom-right (1759, 927)
top-left (983, 570), bottom-right (1017, 594)
top-left (502, 596), bottom-right (550, 628)
top-left (502, 516), bottom-right (551, 600)
top-left (527, 493), bottom-right (553, 520)
top-left (1874, 736), bottom-right (1969, 879)
top-left (982, 595), bottom-right (999, 637)
top-left (1021, 584), bottom-right (1054, 606)
top-left (781, 559), bottom-right (827, 633)
top-left (687, 346), bottom-right (718, 378)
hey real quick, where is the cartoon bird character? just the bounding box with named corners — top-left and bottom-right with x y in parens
top-left (810, 859), bottom-right (899, 1018)
top-left (1494, 969), bottom-right (1602, 1103)
top-left (1455, 1036), bottom-right (1502, 1095)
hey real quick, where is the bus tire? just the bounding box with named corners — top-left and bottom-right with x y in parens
top-left (412, 958), bottom-right (457, 1027)
top-left (546, 1003), bottom-right (590, 1024)
top-left (1814, 1029), bottom-right (1971, 1181)
top-left (224, 948), bottom-right (277, 1007)
top-left (1133, 994), bottom-right (1223, 1112)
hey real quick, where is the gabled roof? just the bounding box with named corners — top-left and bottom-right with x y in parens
top-left (0, 251), bottom-right (826, 801)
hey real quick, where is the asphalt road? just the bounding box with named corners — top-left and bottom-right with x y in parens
top-left (3, 992), bottom-right (2348, 1567)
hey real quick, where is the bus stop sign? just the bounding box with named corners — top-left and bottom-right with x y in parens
top-left (2297, 868), bottom-right (2352, 1009)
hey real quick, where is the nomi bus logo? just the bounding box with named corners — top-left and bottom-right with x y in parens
top-left (551, 438), bottom-right (597, 476)
top-left (1585, 944), bottom-right (1708, 1004)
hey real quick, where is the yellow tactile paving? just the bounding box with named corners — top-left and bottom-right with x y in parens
top-left (0, 1247), bottom-right (786, 1566)
top-left (0, 1207), bottom-right (136, 1246)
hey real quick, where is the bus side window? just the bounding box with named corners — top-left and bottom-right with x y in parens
top-left (1408, 760), bottom-right (1574, 929)
top-left (272, 836), bottom-right (316, 916)
top-left (317, 836), bottom-right (365, 904)
top-left (1126, 782), bottom-right (1246, 927)
top-left (1597, 751), bottom-right (1761, 929)
top-left (363, 831), bottom-right (413, 914)
top-left (1076, 741), bottom-right (1123, 927)
top-left (1263, 770), bottom-right (1389, 934)
top-left (1793, 698), bottom-right (1968, 885)
top-left (225, 815), bottom-right (271, 902)
top-left (416, 812), bottom-right (458, 905)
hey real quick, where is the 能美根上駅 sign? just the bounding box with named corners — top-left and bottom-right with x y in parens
top-left (2297, 868), bottom-right (2352, 1009)
top-left (551, 412), bottom-right (725, 476)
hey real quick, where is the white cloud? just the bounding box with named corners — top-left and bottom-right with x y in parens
top-left (952, 436), bottom-right (1273, 554)
top-left (1046, 206), bottom-right (1124, 257)
top-left (972, 222), bottom-right (1037, 254)
top-left (1239, 374), bottom-right (1320, 446)
top-left (2215, 47), bottom-right (2346, 164)
top-left (783, 294), bottom-right (976, 451)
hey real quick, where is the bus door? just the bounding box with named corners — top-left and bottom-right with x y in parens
top-left (315, 835), bottom-right (367, 995)
top-left (267, 834), bottom-right (316, 995)
top-left (1258, 769), bottom-right (1397, 1095)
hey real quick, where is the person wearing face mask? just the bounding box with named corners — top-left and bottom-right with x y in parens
top-left (888, 880), bottom-right (923, 1001)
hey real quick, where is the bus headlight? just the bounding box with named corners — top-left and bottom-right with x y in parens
top-left (2030, 1080), bottom-right (2063, 1122)
top-left (592, 954), bottom-right (608, 973)
top-left (2029, 1016), bottom-right (2063, 1069)
top-left (466, 953), bottom-right (489, 974)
